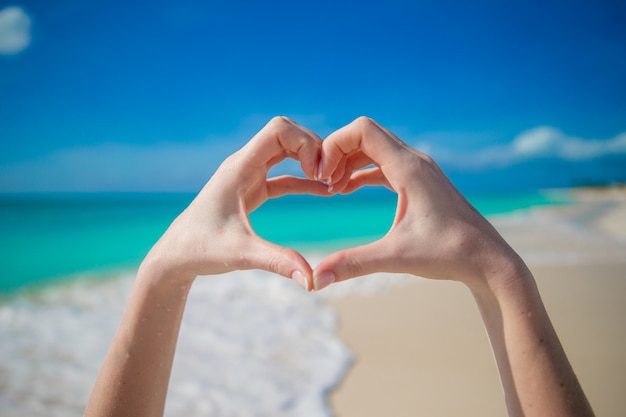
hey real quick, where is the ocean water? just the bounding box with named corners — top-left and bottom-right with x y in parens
top-left (0, 189), bottom-right (570, 293)
top-left (0, 189), bottom-right (572, 416)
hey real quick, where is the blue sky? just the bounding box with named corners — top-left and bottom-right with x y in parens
top-left (1, 0), bottom-right (625, 192)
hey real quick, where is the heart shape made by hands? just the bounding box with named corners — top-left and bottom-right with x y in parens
top-left (244, 117), bottom-right (409, 291)
top-left (255, 173), bottom-right (398, 291)
top-left (199, 116), bottom-right (494, 292)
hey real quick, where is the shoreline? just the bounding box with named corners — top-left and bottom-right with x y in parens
top-left (0, 186), bottom-right (614, 296)
top-left (1, 186), bottom-right (624, 416)
top-left (326, 186), bottom-right (626, 417)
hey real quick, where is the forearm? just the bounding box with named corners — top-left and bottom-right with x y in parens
top-left (85, 260), bottom-right (195, 417)
top-left (470, 262), bottom-right (594, 417)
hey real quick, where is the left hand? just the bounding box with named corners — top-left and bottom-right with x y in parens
top-left (143, 116), bottom-right (328, 289)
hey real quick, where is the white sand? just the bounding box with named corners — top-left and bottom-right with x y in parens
top-left (329, 188), bottom-right (626, 417)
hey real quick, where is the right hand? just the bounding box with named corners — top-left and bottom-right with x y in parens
top-left (313, 117), bottom-right (527, 292)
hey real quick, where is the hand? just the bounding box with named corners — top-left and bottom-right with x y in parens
top-left (88, 117), bottom-right (593, 417)
top-left (313, 117), bottom-right (526, 291)
top-left (144, 116), bottom-right (328, 289)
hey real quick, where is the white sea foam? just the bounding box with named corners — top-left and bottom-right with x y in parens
top-left (0, 269), bottom-right (354, 417)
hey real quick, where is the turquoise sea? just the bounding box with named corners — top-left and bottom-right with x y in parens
top-left (0, 188), bottom-right (579, 417)
top-left (0, 189), bottom-right (572, 293)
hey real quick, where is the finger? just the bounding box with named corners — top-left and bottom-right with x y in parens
top-left (326, 149), bottom-right (375, 192)
top-left (337, 168), bottom-right (392, 194)
top-left (313, 238), bottom-right (401, 290)
top-left (344, 149), bottom-right (375, 172)
top-left (327, 154), bottom-right (347, 186)
top-left (321, 117), bottom-right (410, 182)
top-left (266, 151), bottom-right (290, 170)
top-left (245, 116), bottom-right (322, 179)
top-left (290, 124), bottom-right (325, 180)
top-left (241, 235), bottom-right (314, 290)
top-left (266, 176), bottom-right (332, 198)
top-left (327, 158), bottom-right (351, 193)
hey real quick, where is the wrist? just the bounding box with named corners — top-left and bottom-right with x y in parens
top-left (138, 250), bottom-right (197, 293)
top-left (468, 247), bottom-right (536, 303)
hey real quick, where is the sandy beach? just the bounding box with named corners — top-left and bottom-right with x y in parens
top-left (328, 188), bottom-right (626, 417)
top-left (1, 188), bottom-right (624, 416)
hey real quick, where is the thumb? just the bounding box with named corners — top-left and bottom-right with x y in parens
top-left (313, 239), bottom-right (394, 291)
top-left (242, 236), bottom-right (314, 291)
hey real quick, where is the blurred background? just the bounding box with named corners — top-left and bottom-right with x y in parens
top-left (1, 2), bottom-right (626, 416)
top-left (1, 0), bottom-right (625, 193)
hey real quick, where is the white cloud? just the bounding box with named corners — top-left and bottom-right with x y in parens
top-left (510, 127), bottom-right (626, 160)
top-left (0, 140), bottom-right (240, 192)
top-left (0, 6), bottom-right (31, 55)
top-left (418, 127), bottom-right (626, 170)
top-left (0, 136), bottom-right (315, 192)
top-left (3, 124), bottom-right (625, 192)
top-left (0, 114), bottom-right (334, 192)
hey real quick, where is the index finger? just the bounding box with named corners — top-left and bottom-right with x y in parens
top-left (320, 117), bottom-right (411, 182)
top-left (243, 116), bottom-right (322, 179)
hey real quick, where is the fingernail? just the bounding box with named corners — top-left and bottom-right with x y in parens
top-left (314, 271), bottom-right (336, 291)
top-left (292, 271), bottom-right (310, 291)
top-left (316, 163), bottom-right (323, 182)
top-left (328, 183), bottom-right (334, 193)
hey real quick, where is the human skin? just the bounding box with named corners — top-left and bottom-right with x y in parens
top-left (314, 116), bottom-right (595, 416)
top-left (85, 116), bottom-right (594, 417)
top-left (84, 117), bottom-right (328, 417)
